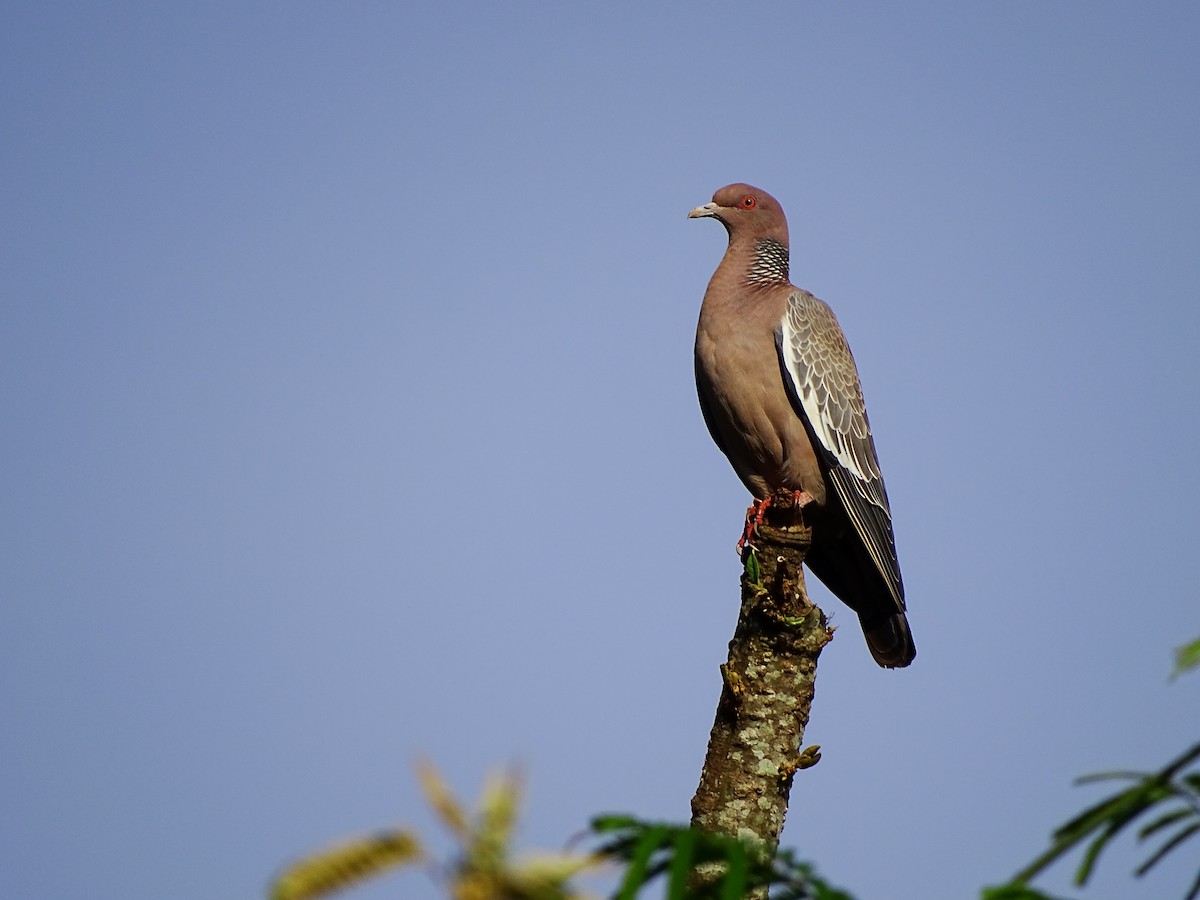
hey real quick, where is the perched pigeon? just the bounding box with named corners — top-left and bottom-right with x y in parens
top-left (690, 183), bottom-right (915, 668)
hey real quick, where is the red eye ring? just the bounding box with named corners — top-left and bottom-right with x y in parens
top-left (740, 195), bottom-right (757, 209)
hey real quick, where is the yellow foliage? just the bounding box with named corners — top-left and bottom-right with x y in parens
top-left (269, 763), bottom-right (602, 900)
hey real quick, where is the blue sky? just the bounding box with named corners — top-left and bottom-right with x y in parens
top-left (2, 3), bottom-right (1198, 899)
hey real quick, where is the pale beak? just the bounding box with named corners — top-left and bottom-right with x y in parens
top-left (688, 202), bottom-right (720, 219)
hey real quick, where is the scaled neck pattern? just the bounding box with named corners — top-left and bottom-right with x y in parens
top-left (744, 237), bottom-right (790, 286)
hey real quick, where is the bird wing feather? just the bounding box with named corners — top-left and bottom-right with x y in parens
top-left (694, 356), bottom-right (731, 458)
top-left (775, 290), bottom-right (904, 605)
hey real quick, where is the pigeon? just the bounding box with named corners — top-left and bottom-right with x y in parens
top-left (690, 183), bottom-right (915, 668)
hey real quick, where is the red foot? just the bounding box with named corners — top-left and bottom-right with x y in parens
top-left (737, 491), bottom-right (815, 552)
top-left (737, 497), bottom-right (772, 551)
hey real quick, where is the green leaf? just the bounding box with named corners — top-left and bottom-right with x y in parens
top-left (1013, 741), bottom-right (1200, 895)
top-left (1186, 867), bottom-right (1200, 900)
top-left (590, 814), bottom-right (641, 839)
top-left (1138, 806), bottom-right (1196, 841)
top-left (590, 816), bottom-right (856, 900)
top-left (1014, 782), bottom-right (1158, 882)
top-left (810, 872), bottom-right (859, 900)
top-left (981, 884), bottom-right (1071, 900)
top-left (1135, 821), bottom-right (1200, 877)
top-left (718, 842), bottom-right (748, 900)
top-left (1172, 635), bottom-right (1200, 677)
top-left (1072, 781), bottom-right (1171, 884)
top-left (744, 548), bottom-right (761, 586)
top-left (614, 824), bottom-right (669, 900)
top-left (665, 828), bottom-right (696, 900)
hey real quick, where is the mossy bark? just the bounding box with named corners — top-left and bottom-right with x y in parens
top-left (690, 489), bottom-right (834, 849)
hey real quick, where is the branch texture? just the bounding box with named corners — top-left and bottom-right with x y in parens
top-left (690, 491), bottom-right (833, 849)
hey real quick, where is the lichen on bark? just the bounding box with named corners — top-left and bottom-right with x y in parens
top-left (690, 489), bottom-right (834, 850)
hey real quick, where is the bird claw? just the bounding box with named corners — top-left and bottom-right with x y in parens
top-left (737, 491), bottom-right (812, 551)
top-left (737, 497), bottom-right (771, 552)
top-left (790, 490), bottom-right (814, 509)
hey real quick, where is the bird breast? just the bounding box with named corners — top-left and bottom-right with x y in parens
top-left (695, 311), bottom-right (828, 505)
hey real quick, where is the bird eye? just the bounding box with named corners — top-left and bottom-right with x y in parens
top-left (740, 195), bottom-right (757, 209)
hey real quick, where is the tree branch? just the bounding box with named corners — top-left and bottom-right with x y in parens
top-left (690, 489), bottom-right (834, 849)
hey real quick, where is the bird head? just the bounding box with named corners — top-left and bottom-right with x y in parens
top-left (688, 183), bottom-right (789, 244)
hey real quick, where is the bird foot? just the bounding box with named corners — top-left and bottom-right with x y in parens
top-left (789, 490), bottom-right (814, 510)
top-left (736, 497), bottom-right (773, 551)
top-left (737, 491), bottom-right (814, 551)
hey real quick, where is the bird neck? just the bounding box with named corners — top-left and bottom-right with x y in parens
top-left (741, 236), bottom-right (790, 287)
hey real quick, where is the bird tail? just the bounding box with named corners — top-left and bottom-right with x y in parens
top-left (861, 612), bottom-right (916, 668)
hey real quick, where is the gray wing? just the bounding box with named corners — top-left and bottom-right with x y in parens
top-left (775, 290), bottom-right (904, 606)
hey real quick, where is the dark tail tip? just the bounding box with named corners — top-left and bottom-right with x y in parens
top-left (862, 612), bottom-right (916, 668)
